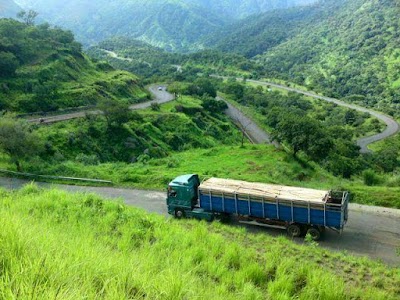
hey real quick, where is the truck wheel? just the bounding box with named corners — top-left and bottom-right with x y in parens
top-left (287, 224), bottom-right (301, 237)
top-left (175, 209), bottom-right (184, 219)
top-left (306, 227), bottom-right (321, 241)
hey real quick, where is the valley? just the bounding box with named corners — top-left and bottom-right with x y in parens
top-left (0, 0), bottom-right (400, 298)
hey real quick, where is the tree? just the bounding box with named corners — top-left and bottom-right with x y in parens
top-left (0, 51), bottom-right (19, 77)
top-left (187, 78), bottom-right (217, 98)
top-left (16, 10), bottom-right (39, 26)
top-left (97, 99), bottom-right (135, 128)
top-left (0, 117), bottom-right (42, 171)
top-left (273, 113), bottom-right (332, 160)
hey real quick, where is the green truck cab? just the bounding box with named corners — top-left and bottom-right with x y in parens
top-left (166, 174), bottom-right (214, 220)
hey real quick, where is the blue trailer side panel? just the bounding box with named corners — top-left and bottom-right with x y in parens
top-left (199, 193), bottom-right (347, 229)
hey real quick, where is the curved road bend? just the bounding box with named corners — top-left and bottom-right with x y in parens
top-left (217, 96), bottom-right (273, 144)
top-left (0, 176), bottom-right (399, 266)
top-left (27, 85), bottom-right (174, 125)
top-left (246, 79), bottom-right (400, 153)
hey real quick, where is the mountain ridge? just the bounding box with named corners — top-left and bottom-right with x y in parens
top-left (14, 0), bottom-right (318, 51)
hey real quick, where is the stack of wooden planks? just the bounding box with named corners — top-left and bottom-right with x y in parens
top-left (200, 178), bottom-right (329, 203)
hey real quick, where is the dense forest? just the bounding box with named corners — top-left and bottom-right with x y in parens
top-left (0, 18), bottom-right (148, 113)
top-left (13, 0), bottom-right (318, 51)
top-left (87, 37), bottom-right (259, 82)
top-left (216, 0), bottom-right (400, 115)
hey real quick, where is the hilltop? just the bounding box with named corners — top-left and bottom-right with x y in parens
top-left (0, 19), bottom-right (148, 113)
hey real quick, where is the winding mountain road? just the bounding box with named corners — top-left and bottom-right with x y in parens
top-left (247, 79), bottom-right (400, 153)
top-left (212, 75), bottom-right (400, 152)
top-left (27, 85), bottom-right (174, 125)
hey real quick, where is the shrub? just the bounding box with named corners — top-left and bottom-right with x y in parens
top-left (362, 169), bottom-right (381, 186)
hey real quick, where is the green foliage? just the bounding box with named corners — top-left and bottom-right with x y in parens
top-left (0, 19), bottom-right (147, 113)
top-left (23, 95), bottom-right (240, 165)
top-left (16, 9), bottom-right (38, 26)
top-left (87, 38), bottom-right (255, 83)
top-left (251, 0), bottom-right (400, 115)
top-left (186, 78), bottom-right (217, 98)
top-left (97, 98), bottom-right (136, 128)
top-left (363, 169), bottom-right (381, 186)
top-left (17, 0), bottom-right (316, 52)
top-left (0, 187), bottom-right (398, 299)
top-left (0, 51), bottom-right (19, 77)
top-left (0, 116), bottom-right (42, 171)
top-left (201, 95), bottom-right (228, 113)
top-left (222, 82), bottom-right (368, 177)
top-left (273, 112), bottom-right (333, 160)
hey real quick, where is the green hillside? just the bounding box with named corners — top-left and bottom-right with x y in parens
top-left (0, 19), bottom-right (148, 113)
top-left (203, 4), bottom-right (323, 58)
top-left (15, 0), bottom-right (318, 51)
top-left (87, 37), bottom-right (257, 81)
top-left (1, 185), bottom-right (399, 299)
top-left (251, 0), bottom-right (400, 114)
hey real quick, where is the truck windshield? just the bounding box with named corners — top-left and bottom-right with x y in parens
top-left (168, 189), bottom-right (177, 197)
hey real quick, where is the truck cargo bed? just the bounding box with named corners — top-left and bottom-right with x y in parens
top-left (199, 178), bottom-right (349, 230)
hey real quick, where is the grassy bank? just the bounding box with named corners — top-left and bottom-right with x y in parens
top-left (1, 145), bottom-right (400, 208)
top-left (0, 185), bottom-right (399, 299)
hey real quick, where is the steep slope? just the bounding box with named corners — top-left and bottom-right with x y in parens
top-left (254, 0), bottom-right (400, 114)
top-left (0, 19), bottom-right (147, 113)
top-left (207, 0), bottom-right (400, 114)
top-left (0, 0), bottom-right (22, 18)
top-left (14, 0), bottom-right (318, 51)
top-left (204, 4), bottom-right (324, 57)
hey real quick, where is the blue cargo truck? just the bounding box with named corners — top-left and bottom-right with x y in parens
top-left (167, 174), bottom-right (349, 240)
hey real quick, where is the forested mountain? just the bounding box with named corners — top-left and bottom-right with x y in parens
top-left (14, 0), bottom-right (318, 51)
top-left (0, 0), bottom-right (21, 17)
top-left (203, 5), bottom-right (323, 58)
top-left (210, 0), bottom-right (400, 114)
top-left (87, 37), bottom-right (257, 81)
top-left (0, 19), bottom-right (147, 113)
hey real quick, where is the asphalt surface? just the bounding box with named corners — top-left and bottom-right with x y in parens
top-left (27, 85), bottom-right (174, 124)
top-left (220, 97), bottom-right (273, 144)
top-left (246, 79), bottom-right (400, 153)
top-left (1, 176), bottom-right (399, 266)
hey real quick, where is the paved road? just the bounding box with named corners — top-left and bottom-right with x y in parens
top-left (1, 176), bottom-right (399, 266)
top-left (246, 79), bottom-right (400, 153)
top-left (27, 85), bottom-right (174, 125)
top-left (218, 96), bottom-right (273, 144)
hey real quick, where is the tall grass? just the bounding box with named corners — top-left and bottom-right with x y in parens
top-left (0, 185), bottom-right (399, 299)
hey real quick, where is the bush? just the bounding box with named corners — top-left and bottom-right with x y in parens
top-left (75, 153), bottom-right (99, 165)
top-left (150, 102), bottom-right (160, 111)
top-left (362, 169), bottom-right (381, 186)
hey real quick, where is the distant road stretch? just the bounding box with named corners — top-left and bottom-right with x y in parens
top-left (27, 85), bottom-right (174, 125)
top-left (247, 79), bottom-right (400, 153)
top-left (212, 75), bottom-right (400, 153)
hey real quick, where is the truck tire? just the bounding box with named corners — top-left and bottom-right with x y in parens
top-left (174, 209), bottom-right (184, 219)
top-left (306, 227), bottom-right (321, 241)
top-left (287, 224), bottom-right (301, 237)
